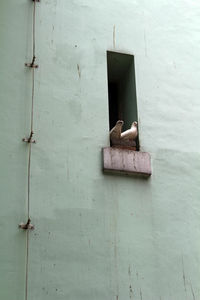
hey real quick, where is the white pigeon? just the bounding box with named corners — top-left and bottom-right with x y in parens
top-left (121, 121), bottom-right (138, 142)
top-left (110, 120), bottom-right (124, 144)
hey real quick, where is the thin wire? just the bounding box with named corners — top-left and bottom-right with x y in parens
top-left (25, 1), bottom-right (37, 300)
top-left (27, 140), bottom-right (32, 218)
top-left (27, 0), bottom-right (36, 229)
top-left (31, 0), bottom-right (36, 133)
top-left (33, 0), bottom-right (36, 58)
top-left (25, 230), bottom-right (29, 300)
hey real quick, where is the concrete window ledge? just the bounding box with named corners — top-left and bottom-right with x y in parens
top-left (103, 147), bottom-right (151, 177)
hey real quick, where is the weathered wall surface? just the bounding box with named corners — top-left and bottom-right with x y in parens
top-left (1, 1), bottom-right (200, 300)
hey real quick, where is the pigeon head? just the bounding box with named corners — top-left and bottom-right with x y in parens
top-left (116, 120), bottom-right (124, 126)
top-left (132, 121), bottom-right (137, 127)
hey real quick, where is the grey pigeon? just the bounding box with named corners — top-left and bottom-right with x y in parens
top-left (110, 120), bottom-right (124, 144)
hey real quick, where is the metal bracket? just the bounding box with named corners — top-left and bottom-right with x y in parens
top-left (25, 56), bottom-right (39, 69)
top-left (32, 0), bottom-right (40, 2)
top-left (22, 137), bottom-right (36, 143)
top-left (22, 131), bottom-right (36, 144)
top-left (19, 218), bottom-right (34, 230)
top-left (25, 63), bottom-right (38, 68)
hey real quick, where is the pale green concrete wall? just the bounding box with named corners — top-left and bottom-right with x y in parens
top-left (1, 1), bottom-right (200, 300)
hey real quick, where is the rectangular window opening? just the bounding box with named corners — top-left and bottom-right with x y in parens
top-left (107, 51), bottom-right (139, 150)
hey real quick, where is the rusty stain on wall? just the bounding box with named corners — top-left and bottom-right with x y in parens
top-left (190, 280), bottom-right (196, 300)
top-left (129, 285), bottom-right (133, 299)
top-left (143, 30), bottom-right (147, 57)
top-left (182, 256), bottom-right (187, 292)
top-left (113, 25), bottom-right (116, 48)
top-left (77, 64), bottom-right (81, 78)
top-left (128, 265), bottom-right (131, 277)
top-left (140, 288), bottom-right (143, 300)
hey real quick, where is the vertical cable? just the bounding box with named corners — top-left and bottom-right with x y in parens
top-left (25, 1), bottom-right (37, 300)
top-left (25, 230), bottom-right (29, 300)
top-left (28, 68), bottom-right (35, 217)
top-left (31, 0), bottom-right (36, 133)
top-left (32, 0), bottom-right (36, 59)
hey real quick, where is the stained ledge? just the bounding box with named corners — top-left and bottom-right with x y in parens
top-left (103, 147), bottom-right (151, 177)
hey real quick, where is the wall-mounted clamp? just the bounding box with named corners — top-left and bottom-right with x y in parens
top-left (25, 56), bottom-right (39, 69)
top-left (19, 218), bottom-right (34, 230)
top-left (22, 131), bottom-right (36, 144)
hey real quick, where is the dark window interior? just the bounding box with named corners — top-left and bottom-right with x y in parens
top-left (107, 51), bottom-right (139, 150)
